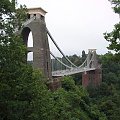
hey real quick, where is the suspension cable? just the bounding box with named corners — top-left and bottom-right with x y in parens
top-left (78, 51), bottom-right (91, 68)
top-left (50, 51), bottom-right (72, 69)
top-left (46, 28), bottom-right (77, 68)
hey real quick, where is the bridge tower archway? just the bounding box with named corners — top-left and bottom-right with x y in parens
top-left (21, 7), bottom-right (52, 79)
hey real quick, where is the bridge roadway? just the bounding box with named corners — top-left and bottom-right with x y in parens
top-left (52, 67), bottom-right (95, 77)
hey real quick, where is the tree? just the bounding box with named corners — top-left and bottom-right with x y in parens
top-left (82, 50), bottom-right (87, 62)
top-left (0, 1), bottom-right (54, 119)
top-left (104, 0), bottom-right (120, 61)
top-left (87, 52), bottom-right (120, 120)
top-left (59, 77), bottom-right (107, 120)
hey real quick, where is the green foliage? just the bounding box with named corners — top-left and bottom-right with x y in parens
top-left (104, 24), bottom-right (120, 53)
top-left (88, 52), bottom-right (120, 120)
top-left (100, 52), bottom-right (120, 85)
top-left (0, 0), bottom-right (15, 16)
top-left (58, 77), bottom-right (107, 120)
top-left (82, 50), bottom-right (87, 62)
top-left (15, 5), bottom-right (27, 30)
top-left (104, 0), bottom-right (120, 61)
top-left (109, 0), bottom-right (120, 13)
top-left (0, 0), bottom-right (51, 119)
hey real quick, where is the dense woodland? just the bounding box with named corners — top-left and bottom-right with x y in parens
top-left (0, 0), bottom-right (120, 120)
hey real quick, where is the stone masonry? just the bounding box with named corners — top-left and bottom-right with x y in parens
top-left (21, 7), bottom-right (52, 79)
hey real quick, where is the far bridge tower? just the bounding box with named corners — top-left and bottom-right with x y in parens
top-left (82, 49), bottom-right (102, 87)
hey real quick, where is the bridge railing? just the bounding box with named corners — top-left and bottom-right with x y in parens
top-left (52, 67), bottom-right (96, 76)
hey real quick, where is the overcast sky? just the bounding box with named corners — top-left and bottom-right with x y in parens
top-left (18, 0), bottom-right (119, 56)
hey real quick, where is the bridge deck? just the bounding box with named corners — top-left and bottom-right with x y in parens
top-left (52, 67), bottom-right (95, 77)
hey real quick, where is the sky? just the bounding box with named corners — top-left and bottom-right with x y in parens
top-left (18, 0), bottom-right (119, 57)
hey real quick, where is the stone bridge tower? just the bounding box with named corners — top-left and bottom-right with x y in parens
top-left (21, 7), bottom-right (52, 79)
top-left (82, 49), bottom-right (102, 87)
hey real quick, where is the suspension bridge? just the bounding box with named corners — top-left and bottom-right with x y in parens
top-left (16, 7), bottom-right (102, 88)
